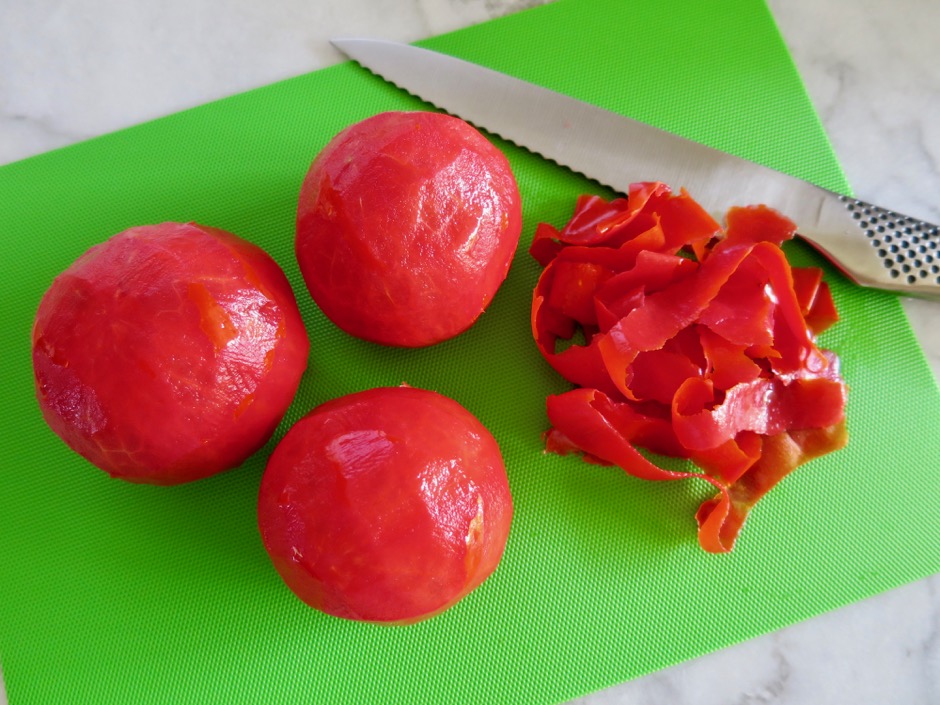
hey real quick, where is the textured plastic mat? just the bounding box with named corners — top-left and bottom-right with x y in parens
top-left (1, 0), bottom-right (939, 703)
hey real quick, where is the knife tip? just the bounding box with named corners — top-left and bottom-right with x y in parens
top-left (331, 37), bottom-right (379, 50)
top-left (329, 37), bottom-right (352, 54)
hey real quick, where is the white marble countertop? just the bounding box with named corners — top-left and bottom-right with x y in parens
top-left (1, 0), bottom-right (937, 703)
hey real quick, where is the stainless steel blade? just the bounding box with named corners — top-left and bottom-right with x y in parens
top-left (332, 38), bottom-right (940, 299)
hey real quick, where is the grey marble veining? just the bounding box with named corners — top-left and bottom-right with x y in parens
top-left (1, 0), bottom-right (938, 703)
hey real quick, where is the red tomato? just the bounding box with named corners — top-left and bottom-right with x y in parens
top-left (257, 386), bottom-right (513, 625)
top-left (32, 222), bottom-right (310, 485)
top-left (295, 111), bottom-right (522, 347)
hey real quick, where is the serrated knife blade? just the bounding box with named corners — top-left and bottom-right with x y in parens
top-left (332, 38), bottom-right (940, 300)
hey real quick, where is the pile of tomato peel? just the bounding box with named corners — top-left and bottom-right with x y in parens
top-left (531, 182), bottom-right (848, 553)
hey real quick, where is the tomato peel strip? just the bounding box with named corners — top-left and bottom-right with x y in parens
top-left (532, 183), bottom-right (847, 553)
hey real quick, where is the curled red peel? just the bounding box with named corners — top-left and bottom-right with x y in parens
top-left (532, 183), bottom-right (848, 553)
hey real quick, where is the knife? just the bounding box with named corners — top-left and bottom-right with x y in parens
top-left (332, 38), bottom-right (940, 300)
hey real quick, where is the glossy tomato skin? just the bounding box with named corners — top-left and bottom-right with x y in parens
top-left (258, 386), bottom-right (513, 625)
top-left (32, 222), bottom-right (310, 485)
top-left (295, 111), bottom-right (522, 347)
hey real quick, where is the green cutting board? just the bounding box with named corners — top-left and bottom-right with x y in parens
top-left (2, 0), bottom-right (938, 703)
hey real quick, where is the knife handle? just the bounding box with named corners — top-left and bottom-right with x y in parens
top-left (802, 193), bottom-right (940, 300)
